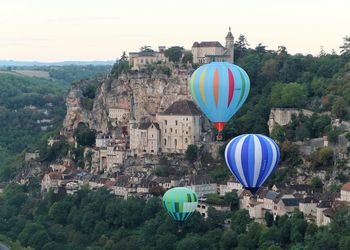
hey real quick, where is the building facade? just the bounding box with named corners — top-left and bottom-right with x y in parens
top-left (129, 47), bottom-right (167, 70)
top-left (156, 100), bottom-right (202, 154)
top-left (192, 28), bottom-right (234, 64)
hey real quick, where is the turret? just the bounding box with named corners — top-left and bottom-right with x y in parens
top-left (225, 27), bottom-right (234, 63)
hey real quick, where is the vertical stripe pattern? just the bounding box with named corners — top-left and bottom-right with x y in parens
top-left (199, 69), bottom-right (207, 106)
top-left (189, 62), bottom-right (250, 123)
top-left (213, 68), bottom-right (219, 107)
top-left (227, 68), bottom-right (234, 107)
top-left (225, 134), bottom-right (280, 188)
top-left (162, 187), bottom-right (198, 222)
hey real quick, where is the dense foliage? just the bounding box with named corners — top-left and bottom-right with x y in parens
top-left (1, 183), bottom-right (350, 250)
top-left (0, 73), bottom-right (67, 181)
top-left (48, 65), bottom-right (111, 84)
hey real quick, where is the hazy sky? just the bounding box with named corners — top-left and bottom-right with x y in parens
top-left (1, 0), bottom-right (349, 61)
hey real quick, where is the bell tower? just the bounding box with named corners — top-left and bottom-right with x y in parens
top-left (225, 27), bottom-right (234, 63)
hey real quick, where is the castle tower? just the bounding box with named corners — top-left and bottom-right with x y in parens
top-left (225, 27), bottom-right (234, 63)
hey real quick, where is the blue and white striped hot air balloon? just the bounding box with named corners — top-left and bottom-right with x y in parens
top-left (224, 134), bottom-right (280, 192)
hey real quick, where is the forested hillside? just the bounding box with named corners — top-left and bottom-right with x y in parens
top-left (0, 64), bottom-right (112, 181)
top-left (0, 183), bottom-right (350, 250)
top-left (0, 73), bottom-right (67, 180)
top-left (223, 36), bottom-right (350, 139)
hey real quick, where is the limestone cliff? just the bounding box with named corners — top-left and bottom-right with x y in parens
top-left (62, 66), bottom-right (193, 139)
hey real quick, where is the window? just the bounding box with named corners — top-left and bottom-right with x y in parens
top-left (151, 134), bottom-right (154, 138)
top-left (165, 129), bottom-right (167, 133)
top-left (140, 59), bottom-right (144, 63)
top-left (175, 129), bottom-right (177, 134)
top-left (175, 120), bottom-right (178, 125)
top-left (174, 139), bottom-right (177, 147)
top-left (185, 138), bottom-right (188, 143)
top-left (164, 139), bottom-right (167, 146)
top-left (170, 128), bottom-right (173, 133)
top-left (165, 120), bottom-right (167, 125)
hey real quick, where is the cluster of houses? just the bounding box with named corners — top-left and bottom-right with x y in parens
top-left (81, 99), bottom-right (203, 174)
top-left (128, 27), bottom-right (234, 70)
top-left (40, 160), bottom-right (350, 227)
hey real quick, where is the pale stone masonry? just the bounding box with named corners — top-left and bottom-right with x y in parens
top-left (192, 27), bottom-right (234, 64)
top-left (340, 182), bottom-right (350, 202)
top-left (129, 47), bottom-right (168, 70)
top-left (156, 100), bottom-right (202, 154)
top-left (129, 100), bottom-right (202, 155)
top-left (129, 122), bottom-right (161, 155)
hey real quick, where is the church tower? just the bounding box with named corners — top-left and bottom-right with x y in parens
top-left (225, 27), bottom-right (234, 63)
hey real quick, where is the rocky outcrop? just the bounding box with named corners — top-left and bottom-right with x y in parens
top-left (62, 66), bottom-right (193, 140)
top-left (268, 108), bottom-right (314, 134)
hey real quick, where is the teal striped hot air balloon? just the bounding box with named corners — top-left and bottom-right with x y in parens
top-left (162, 187), bottom-right (198, 222)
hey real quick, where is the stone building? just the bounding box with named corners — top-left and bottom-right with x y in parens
top-left (129, 47), bottom-right (167, 70)
top-left (156, 100), bottom-right (202, 154)
top-left (192, 27), bottom-right (234, 64)
top-left (340, 182), bottom-right (350, 202)
top-left (108, 107), bottom-right (129, 124)
top-left (106, 146), bottom-right (126, 171)
top-left (96, 133), bottom-right (112, 148)
top-left (186, 175), bottom-right (217, 197)
top-left (129, 122), bottom-right (161, 155)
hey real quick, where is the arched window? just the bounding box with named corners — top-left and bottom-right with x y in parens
top-left (164, 138), bottom-right (167, 146)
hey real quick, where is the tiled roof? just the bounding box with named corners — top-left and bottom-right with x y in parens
top-left (162, 100), bottom-right (202, 116)
top-left (192, 41), bottom-right (224, 48)
top-left (265, 191), bottom-right (279, 200)
top-left (138, 122), bottom-right (160, 130)
top-left (48, 172), bottom-right (63, 179)
top-left (189, 175), bottom-right (213, 185)
top-left (341, 182), bottom-right (350, 192)
top-left (281, 198), bottom-right (300, 207)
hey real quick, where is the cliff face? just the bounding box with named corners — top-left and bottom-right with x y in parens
top-left (62, 67), bottom-right (193, 138)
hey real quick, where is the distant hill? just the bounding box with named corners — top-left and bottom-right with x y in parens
top-left (0, 60), bottom-right (115, 67)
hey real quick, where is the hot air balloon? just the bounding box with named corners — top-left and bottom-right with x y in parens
top-left (189, 62), bottom-right (250, 140)
top-left (162, 187), bottom-right (198, 223)
top-left (224, 134), bottom-right (280, 194)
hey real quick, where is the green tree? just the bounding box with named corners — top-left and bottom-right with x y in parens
top-left (221, 230), bottom-right (238, 250)
top-left (182, 52), bottom-right (193, 64)
top-left (310, 147), bottom-right (334, 169)
top-left (164, 46), bottom-right (184, 62)
top-left (185, 144), bottom-right (198, 162)
top-left (311, 177), bottom-right (323, 192)
top-left (332, 97), bottom-right (347, 119)
top-left (340, 36), bottom-right (350, 56)
top-left (231, 209), bottom-right (251, 234)
top-left (265, 212), bottom-right (274, 227)
top-left (271, 124), bottom-right (286, 143)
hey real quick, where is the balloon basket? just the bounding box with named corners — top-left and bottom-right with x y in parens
top-left (176, 221), bottom-right (184, 233)
top-left (216, 134), bottom-right (223, 141)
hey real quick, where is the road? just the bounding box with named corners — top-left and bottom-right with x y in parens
top-left (0, 242), bottom-right (10, 250)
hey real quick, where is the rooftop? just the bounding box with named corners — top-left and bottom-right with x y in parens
top-left (162, 100), bottom-right (202, 116)
top-left (341, 182), bottom-right (350, 192)
top-left (138, 122), bottom-right (160, 130)
top-left (192, 41), bottom-right (224, 48)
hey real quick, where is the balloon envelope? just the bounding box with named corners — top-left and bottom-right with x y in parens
top-left (224, 134), bottom-right (280, 189)
top-left (189, 62), bottom-right (250, 131)
top-left (162, 187), bottom-right (198, 222)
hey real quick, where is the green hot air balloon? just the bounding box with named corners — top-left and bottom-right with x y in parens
top-left (162, 187), bottom-right (198, 223)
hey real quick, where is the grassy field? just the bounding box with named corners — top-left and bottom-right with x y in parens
top-left (0, 70), bottom-right (50, 79)
top-left (12, 70), bottom-right (50, 79)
